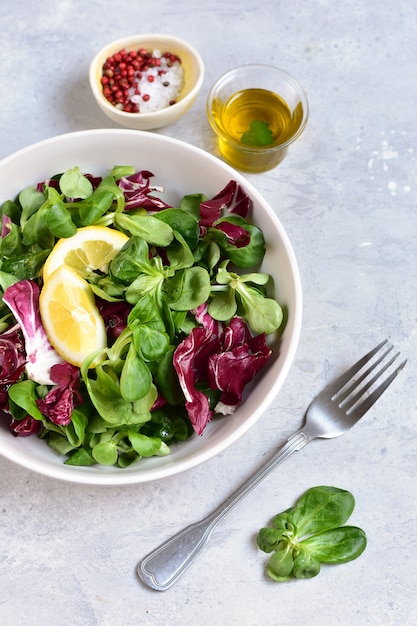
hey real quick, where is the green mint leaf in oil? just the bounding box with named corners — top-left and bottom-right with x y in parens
top-left (241, 120), bottom-right (274, 147)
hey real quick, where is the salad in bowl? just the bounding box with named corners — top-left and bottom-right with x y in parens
top-left (0, 129), bottom-right (302, 484)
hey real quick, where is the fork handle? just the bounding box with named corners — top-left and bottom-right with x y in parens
top-left (137, 430), bottom-right (310, 591)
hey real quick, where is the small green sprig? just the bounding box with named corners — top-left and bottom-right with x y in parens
top-left (241, 120), bottom-right (274, 147)
top-left (208, 260), bottom-right (283, 334)
top-left (257, 486), bottom-right (367, 582)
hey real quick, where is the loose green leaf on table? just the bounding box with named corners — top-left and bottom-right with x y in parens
top-left (289, 485), bottom-right (356, 535)
top-left (257, 486), bottom-right (367, 582)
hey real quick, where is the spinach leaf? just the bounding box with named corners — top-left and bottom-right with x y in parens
top-left (257, 486), bottom-right (367, 582)
top-left (209, 262), bottom-right (282, 333)
top-left (163, 266), bottom-right (211, 311)
top-left (238, 284), bottom-right (283, 334)
top-left (132, 324), bottom-right (170, 362)
top-left (21, 186), bottom-right (77, 246)
top-left (92, 440), bottom-right (119, 465)
top-left (207, 217), bottom-right (266, 267)
top-left (115, 211), bottom-right (173, 246)
top-left (291, 485), bottom-right (356, 536)
top-left (0, 223), bottom-right (24, 258)
top-left (0, 270), bottom-right (19, 292)
top-left (77, 189), bottom-right (115, 225)
top-left (59, 166), bottom-right (93, 199)
top-left (47, 432), bottom-right (79, 456)
top-left (127, 431), bottom-right (170, 458)
top-left (45, 409), bottom-right (89, 455)
top-left (257, 527), bottom-right (286, 554)
top-left (154, 208), bottom-right (200, 250)
top-left (266, 542), bottom-right (294, 581)
top-left (18, 186), bottom-right (46, 228)
top-left (155, 347), bottom-right (183, 405)
top-left (109, 236), bottom-right (158, 284)
top-left (128, 291), bottom-right (168, 332)
top-left (125, 273), bottom-right (164, 304)
top-left (46, 201), bottom-right (78, 238)
top-left (96, 174), bottom-right (126, 212)
top-left (128, 293), bottom-right (171, 358)
top-left (165, 231), bottom-right (195, 270)
top-left (8, 380), bottom-right (44, 421)
top-left (65, 448), bottom-right (96, 466)
top-left (1, 249), bottom-right (50, 281)
top-left (110, 165), bottom-right (136, 179)
top-left (301, 526), bottom-right (367, 564)
top-left (21, 196), bottom-right (55, 249)
top-left (180, 193), bottom-right (206, 219)
top-left (292, 549), bottom-right (321, 579)
top-left (1, 199), bottom-right (21, 224)
top-left (81, 356), bottom-right (156, 427)
top-left (67, 409), bottom-right (89, 446)
top-left (207, 287), bottom-right (237, 321)
top-left (119, 343), bottom-right (153, 401)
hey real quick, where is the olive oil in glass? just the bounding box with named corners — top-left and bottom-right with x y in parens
top-left (211, 88), bottom-right (304, 172)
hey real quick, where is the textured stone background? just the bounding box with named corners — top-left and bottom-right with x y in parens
top-left (0, 1), bottom-right (416, 624)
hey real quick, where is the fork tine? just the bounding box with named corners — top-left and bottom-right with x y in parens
top-left (337, 346), bottom-right (397, 409)
top-left (348, 358), bottom-right (407, 418)
top-left (323, 339), bottom-right (389, 398)
top-left (340, 350), bottom-right (400, 412)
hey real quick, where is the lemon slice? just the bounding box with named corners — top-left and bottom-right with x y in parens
top-left (39, 265), bottom-right (107, 367)
top-left (43, 225), bottom-right (129, 280)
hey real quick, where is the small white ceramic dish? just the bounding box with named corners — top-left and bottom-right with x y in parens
top-left (89, 34), bottom-right (204, 130)
top-left (0, 129), bottom-right (302, 485)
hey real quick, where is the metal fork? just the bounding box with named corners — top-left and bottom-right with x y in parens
top-left (137, 340), bottom-right (406, 591)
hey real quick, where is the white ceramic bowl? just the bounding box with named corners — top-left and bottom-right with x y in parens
top-left (0, 129), bottom-right (302, 485)
top-left (89, 34), bottom-right (204, 130)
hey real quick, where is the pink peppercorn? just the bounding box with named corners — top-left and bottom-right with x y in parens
top-left (100, 46), bottom-right (183, 113)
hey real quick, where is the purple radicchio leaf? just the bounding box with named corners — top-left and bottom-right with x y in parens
top-left (0, 325), bottom-right (27, 410)
top-left (214, 221), bottom-right (251, 248)
top-left (151, 391), bottom-right (168, 411)
top-left (9, 415), bottom-right (42, 437)
top-left (36, 362), bottom-right (82, 426)
top-left (36, 178), bottom-right (60, 193)
top-left (83, 173), bottom-right (103, 190)
top-left (2, 279), bottom-right (64, 385)
top-left (208, 317), bottom-right (271, 412)
top-left (199, 180), bottom-right (251, 227)
top-left (117, 170), bottom-right (171, 211)
top-left (173, 308), bottom-right (271, 435)
top-left (192, 303), bottom-right (223, 337)
top-left (173, 325), bottom-right (221, 435)
top-left (96, 298), bottom-right (132, 344)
